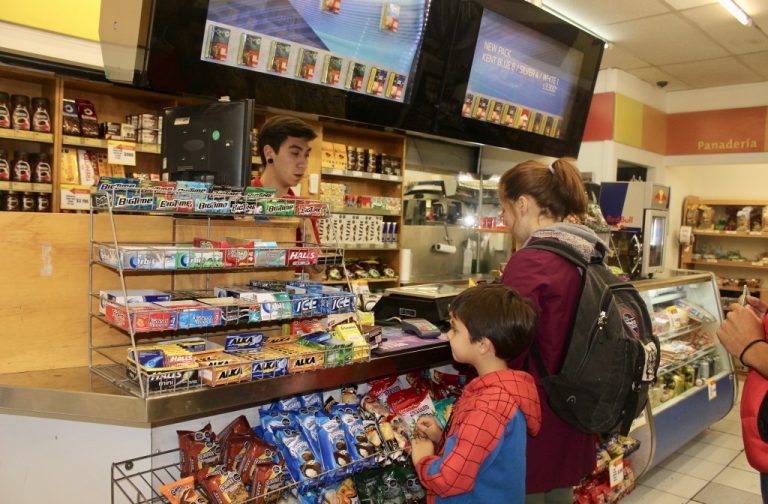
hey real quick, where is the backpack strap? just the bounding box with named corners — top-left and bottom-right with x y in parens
top-left (524, 238), bottom-right (592, 378)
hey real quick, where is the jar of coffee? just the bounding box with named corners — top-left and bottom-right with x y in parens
top-left (36, 192), bottom-right (51, 212)
top-left (2, 191), bottom-right (20, 211)
top-left (0, 148), bottom-right (9, 181)
top-left (11, 151), bottom-right (31, 182)
top-left (0, 92), bottom-right (10, 128)
top-left (10, 94), bottom-right (30, 130)
top-left (31, 152), bottom-right (52, 183)
top-left (21, 192), bottom-right (35, 212)
top-left (31, 97), bottom-right (51, 132)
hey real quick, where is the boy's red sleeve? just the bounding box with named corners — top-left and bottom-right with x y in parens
top-left (415, 406), bottom-right (512, 497)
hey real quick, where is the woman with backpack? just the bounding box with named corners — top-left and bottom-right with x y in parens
top-left (498, 157), bottom-right (604, 503)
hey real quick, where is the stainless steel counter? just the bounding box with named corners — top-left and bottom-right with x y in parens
top-left (0, 344), bottom-right (452, 427)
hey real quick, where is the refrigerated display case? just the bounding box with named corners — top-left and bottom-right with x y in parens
top-left (634, 270), bottom-right (737, 469)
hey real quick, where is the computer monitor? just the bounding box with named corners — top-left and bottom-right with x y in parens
top-left (161, 99), bottom-right (254, 187)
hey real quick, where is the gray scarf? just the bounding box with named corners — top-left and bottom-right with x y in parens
top-left (523, 223), bottom-right (607, 262)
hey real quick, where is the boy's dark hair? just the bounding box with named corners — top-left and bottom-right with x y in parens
top-left (449, 283), bottom-right (537, 360)
top-left (257, 115), bottom-right (317, 165)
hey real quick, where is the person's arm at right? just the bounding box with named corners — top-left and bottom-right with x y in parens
top-left (717, 299), bottom-right (768, 378)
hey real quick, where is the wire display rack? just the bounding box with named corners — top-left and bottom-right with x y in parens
top-left (88, 188), bottom-right (356, 399)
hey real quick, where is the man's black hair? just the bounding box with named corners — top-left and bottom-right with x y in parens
top-left (257, 115), bottom-right (317, 165)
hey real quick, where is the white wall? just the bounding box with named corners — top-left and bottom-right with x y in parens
top-left (0, 413), bottom-right (150, 503)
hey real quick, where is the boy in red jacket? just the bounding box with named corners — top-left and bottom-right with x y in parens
top-left (411, 283), bottom-right (541, 503)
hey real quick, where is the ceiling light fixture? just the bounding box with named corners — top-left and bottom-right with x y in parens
top-left (719, 0), bottom-right (753, 27)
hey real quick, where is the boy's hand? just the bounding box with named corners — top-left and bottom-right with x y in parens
top-left (410, 436), bottom-right (434, 465)
top-left (416, 415), bottom-right (443, 443)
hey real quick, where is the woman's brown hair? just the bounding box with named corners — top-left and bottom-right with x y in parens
top-left (498, 157), bottom-right (588, 220)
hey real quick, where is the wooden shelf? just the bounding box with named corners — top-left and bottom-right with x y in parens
top-left (343, 244), bottom-right (400, 251)
top-left (689, 260), bottom-right (768, 270)
top-left (693, 230), bottom-right (768, 238)
top-left (62, 136), bottom-right (161, 154)
top-left (334, 207), bottom-right (401, 216)
top-left (0, 129), bottom-right (53, 143)
top-left (324, 277), bottom-right (399, 285)
top-left (0, 181), bottom-right (53, 193)
top-left (321, 168), bottom-right (402, 183)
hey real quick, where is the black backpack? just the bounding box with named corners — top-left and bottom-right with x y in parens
top-left (525, 238), bottom-right (660, 436)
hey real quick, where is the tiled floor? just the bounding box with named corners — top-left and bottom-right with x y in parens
top-left (623, 384), bottom-right (763, 504)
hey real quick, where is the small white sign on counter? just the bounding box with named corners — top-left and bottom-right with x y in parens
top-left (708, 378), bottom-right (717, 400)
top-left (107, 140), bottom-right (137, 166)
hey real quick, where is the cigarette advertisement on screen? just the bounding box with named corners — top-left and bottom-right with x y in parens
top-left (463, 9), bottom-right (584, 139)
top-left (200, 0), bottom-right (428, 103)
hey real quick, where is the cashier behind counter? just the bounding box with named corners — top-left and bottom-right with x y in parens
top-left (372, 283), bottom-right (467, 331)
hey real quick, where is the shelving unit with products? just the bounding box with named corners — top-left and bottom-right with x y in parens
top-left (87, 186), bottom-right (368, 399)
top-left (679, 197), bottom-right (768, 314)
top-left (318, 122), bottom-right (405, 287)
top-left (0, 66), bottom-right (56, 211)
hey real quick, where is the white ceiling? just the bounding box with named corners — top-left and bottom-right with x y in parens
top-left (540, 0), bottom-right (768, 91)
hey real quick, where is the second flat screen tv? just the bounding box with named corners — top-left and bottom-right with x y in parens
top-left (140, 0), bottom-right (604, 157)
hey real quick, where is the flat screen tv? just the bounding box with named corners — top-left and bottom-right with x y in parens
top-left (135, 0), bottom-right (603, 157)
top-left (160, 99), bottom-right (254, 187)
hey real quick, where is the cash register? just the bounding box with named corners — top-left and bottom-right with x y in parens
top-left (372, 283), bottom-right (466, 330)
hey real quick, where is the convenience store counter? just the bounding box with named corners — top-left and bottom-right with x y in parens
top-left (0, 344), bottom-right (452, 427)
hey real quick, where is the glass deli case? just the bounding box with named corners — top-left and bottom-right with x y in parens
top-left (628, 270), bottom-right (737, 477)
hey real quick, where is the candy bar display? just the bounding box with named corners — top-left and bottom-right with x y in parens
top-left (325, 258), bottom-right (397, 282)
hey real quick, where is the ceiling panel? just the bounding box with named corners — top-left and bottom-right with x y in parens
top-left (598, 14), bottom-right (730, 64)
top-left (739, 51), bottom-right (768, 79)
top-left (662, 0), bottom-right (717, 9)
top-left (542, 0), bottom-right (670, 26)
top-left (599, 45), bottom-right (651, 70)
top-left (532, 0), bottom-right (768, 91)
top-left (681, 4), bottom-right (768, 54)
top-left (660, 56), bottom-right (763, 88)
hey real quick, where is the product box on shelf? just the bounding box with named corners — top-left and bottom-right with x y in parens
top-left (197, 297), bottom-right (250, 326)
top-left (95, 244), bottom-right (178, 270)
top-left (153, 300), bottom-right (222, 329)
top-left (193, 237), bottom-right (256, 267)
top-left (98, 289), bottom-right (171, 314)
top-left (255, 248), bottom-right (287, 267)
top-left (334, 323), bottom-right (369, 362)
top-left (195, 351), bottom-right (253, 386)
top-left (176, 248), bottom-right (224, 269)
top-left (295, 201), bottom-right (330, 218)
top-left (105, 302), bottom-right (178, 332)
top-left (260, 199), bottom-right (296, 216)
top-left (125, 364), bottom-right (200, 393)
top-left (286, 248), bottom-right (320, 266)
top-left (237, 348), bottom-right (290, 380)
top-left (223, 331), bottom-right (265, 351)
top-left (273, 342), bottom-right (325, 373)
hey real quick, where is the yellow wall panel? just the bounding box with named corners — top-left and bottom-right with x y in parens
top-left (0, 0), bottom-right (101, 41)
top-left (614, 94), bottom-right (644, 148)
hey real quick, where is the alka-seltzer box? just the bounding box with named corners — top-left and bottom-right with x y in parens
top-left (224, 331), bottom-right (265, 351)
top-left (274, 343), bottom-right (325, 373)
top-left (239, 349), bottom-right (289, 380)
top-left (295, 201), bottom-right (329, 218)
top-left (176, 249), bottom-right (224, 269)
top-left (153, 300), bottom-right (222, 329)
top-left (197, 297), bottom-right (250, 326)
top-left (193, 238), bottom-right (255, 267)
top-left (195, 352), bottom-right (252, 387)
top-left (105, 302), bottom-right (178, 332)
top-left (286, 248), bottom-right (319, 266)
top-left (98, 289), bottom-right (171, 315)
